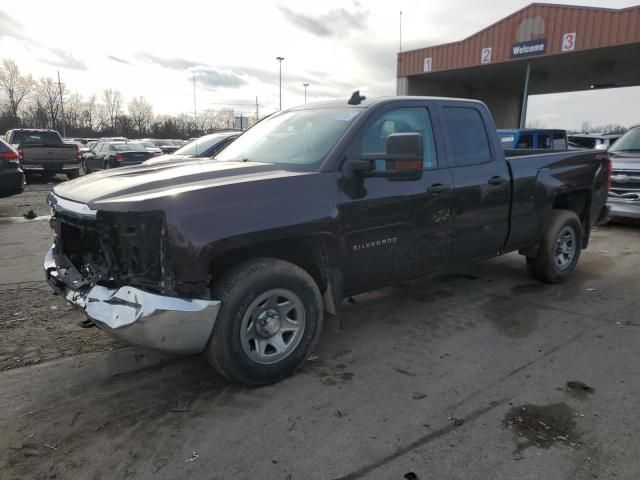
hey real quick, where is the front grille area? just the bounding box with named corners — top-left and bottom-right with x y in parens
top-left (610, 170), bottom-right (640, 200)
top-left (55, 210), bottom-right (171, 291)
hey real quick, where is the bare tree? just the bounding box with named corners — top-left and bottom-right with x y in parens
top-left (37, 77), bottom-right (66, 130)
top-left (102, 88), bottom-right (123, 134)
top-left (81, 94), bottom-right (98, 132)
top-left (64, 92), bottom-right (83, 132)
top-left (0, 59), bottom-right (34, 121)
top-left (128, 96), bottom-right (154, 136)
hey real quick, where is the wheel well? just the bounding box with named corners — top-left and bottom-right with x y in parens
top-left (552, 189), bottom-right (591, 247)
top-left (552, 190), bottom-right (590, 224)
top-left (208, 237), bottom-right (329, 294)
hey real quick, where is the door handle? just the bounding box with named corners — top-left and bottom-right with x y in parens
top-left (488, 176), bottom-right (507, 185)
top-left (427, 183), bottom-right (450, 194)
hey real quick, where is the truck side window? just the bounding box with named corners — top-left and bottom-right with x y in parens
top-left (539, 135), bottom-right (551, 149)
top-left (443, 107), bottom-right (492, 166)
top-left (361, 107), bottom-right (437, 170)
top-left (553, 133), bottom-right (567, 150)
top-left (518, 135), bottom-right (533, 149)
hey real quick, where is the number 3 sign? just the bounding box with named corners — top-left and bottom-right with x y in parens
top-left (562, 32), bottom-right (576, 51)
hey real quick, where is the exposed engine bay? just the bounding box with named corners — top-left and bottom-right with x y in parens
top-left (51, 210), bottom-right (174, 294)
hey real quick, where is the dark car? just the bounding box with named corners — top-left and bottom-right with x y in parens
top-left (0, 138), bottom-right (25, 196)
top-left (143, 132), bottom-right (239, 165)
top-left (46, 95), bottom-right (610, 386)
top-left (145, 139), bottom-right (181, 155)
top-left (607, 127), bottom-right (640, 220)
top-left (81, 142), bottom-right (154, 173)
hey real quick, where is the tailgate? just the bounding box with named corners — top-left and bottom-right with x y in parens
top-left (22, 145), bottom-right (77, 162)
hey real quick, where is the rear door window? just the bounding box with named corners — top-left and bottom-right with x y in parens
top-left (538, 135), bottom-right (551, 149)
top-left (552, 133), bottom-right (567, 150)
top-left (442, 107), bottom-right (492, 166)
top-left (517, 135), bottom-right (533, 149)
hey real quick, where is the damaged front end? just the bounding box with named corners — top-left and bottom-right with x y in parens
top-left (44, 193), bottom-right (220, 353)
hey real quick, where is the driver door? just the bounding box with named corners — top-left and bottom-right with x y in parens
top-left (338, 104), bottom-right (454, 295)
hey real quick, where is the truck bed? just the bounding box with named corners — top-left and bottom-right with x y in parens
top-left (505, 149), bottom-right (610, 251)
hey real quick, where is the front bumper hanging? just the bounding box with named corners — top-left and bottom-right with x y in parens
top-left (44, 245), bottom-right (220, 354)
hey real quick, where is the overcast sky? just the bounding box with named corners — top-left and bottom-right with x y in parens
top-left (1, 0), bottom-right (638, 128)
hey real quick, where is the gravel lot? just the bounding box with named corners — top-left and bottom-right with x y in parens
top-left (1, 176), bottom-right (639, 480)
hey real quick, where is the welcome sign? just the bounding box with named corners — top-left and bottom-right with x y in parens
top-left (511, 38), bottom-right (547, 58)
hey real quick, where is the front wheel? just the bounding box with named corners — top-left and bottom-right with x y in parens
top-left (205, 258), bottom-right (323, 386)
top-left (526, 210), bottom-right (583, 283)
top-left (66, 169), bottom-right (79, 180)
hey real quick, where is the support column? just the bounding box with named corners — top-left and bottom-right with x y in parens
top-left (519, 63), bottom-right (531, 128)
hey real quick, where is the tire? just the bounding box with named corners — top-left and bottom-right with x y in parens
top-left (66, 169), bottom-right (79, 180)
top-left (80, 159), bottom-right (90, 175)
top-left (103, 160), bottom-right (109, 170)
top-left (205, 258), bottom-right (323, 387)
top-left (526, 210), bottom-right (583, 284)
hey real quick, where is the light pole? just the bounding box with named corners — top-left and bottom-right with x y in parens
top-left (276, 56), bottom-right (285, 110)
top-left (303, 83), bottom-right (309, 104)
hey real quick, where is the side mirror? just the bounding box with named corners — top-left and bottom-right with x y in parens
top-left (351, 132), bottom-right (424, 181)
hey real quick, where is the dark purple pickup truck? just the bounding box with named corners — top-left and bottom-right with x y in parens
top-left (44, 95), bottom-right (611, 386)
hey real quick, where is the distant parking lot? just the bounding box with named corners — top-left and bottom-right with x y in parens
top-left (1, 176), bottom-right (640, 480)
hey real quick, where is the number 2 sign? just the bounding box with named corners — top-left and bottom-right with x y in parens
top-left (481, 47), bottom-right (492, 64)
top-left (562, 32), bottom-right (576, 51)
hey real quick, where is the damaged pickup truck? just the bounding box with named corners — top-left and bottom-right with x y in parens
top-left (45, 95), bottom-right (611, 386)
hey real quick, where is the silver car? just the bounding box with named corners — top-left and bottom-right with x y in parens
top-left (607, 127), bottom-right (640, 220)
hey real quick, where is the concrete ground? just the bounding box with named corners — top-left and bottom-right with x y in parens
top-left (1, 176), bottom-right (639, 480)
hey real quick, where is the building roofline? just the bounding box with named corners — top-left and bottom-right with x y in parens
top-left (398, 3), bottom-right (640, 56)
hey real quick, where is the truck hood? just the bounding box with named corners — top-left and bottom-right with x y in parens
top-left (53, 159), bottom-right (307, 207)
top-left (609, 151), bottom-right (640, 170)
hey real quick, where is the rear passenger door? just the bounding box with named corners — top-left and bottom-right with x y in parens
top-left (438, 103), bottom-right (511, 263)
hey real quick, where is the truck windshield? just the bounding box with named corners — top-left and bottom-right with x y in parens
top-left (609, 128), bottom-right (640, 153)
top-left (215, 108), bottom-right (362, 169)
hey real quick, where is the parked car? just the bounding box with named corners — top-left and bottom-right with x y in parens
top-left (81, 141), bottom-right (154, 173)
top-left (0, 138), bottom-right (25, 196)
top-left (99, 136), bottom-right (128, 143)
top-left (143, 139), bottom-right (181, 154)
top-left (64, 140), bottom-right (91, 156)
top-left (136, 141), bottom-right (163, 156)
top-left (5, 128), bottom-right (80, 180)
top-left (143, 132), bottom-right (239, 165)
top-left (568, 133), bottom-right (622, 151)
top-left (45, 95), bottom-right (610, 386)
top-left (606, 127), bottom-right (640, 220)
top-left (498, 129), bottom-right (568, 150)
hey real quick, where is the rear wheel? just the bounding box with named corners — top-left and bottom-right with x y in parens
top-left (80, 159), bottom-right (90, 175)
top-left (526, 210), bottom-right (583, 283)
top-left (66, 169), bottom-right (79, 180)
top-left (205, 258), bottom-right (323, 386)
